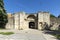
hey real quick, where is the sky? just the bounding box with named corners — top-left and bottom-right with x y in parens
top-left (4, 0), bottom-right (60, 17)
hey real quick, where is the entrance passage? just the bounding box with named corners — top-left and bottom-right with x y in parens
top-left (29, 22), bottom-right (35, 29)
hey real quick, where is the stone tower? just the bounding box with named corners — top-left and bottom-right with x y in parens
top-left (38, 11), bottom-right (50, 30)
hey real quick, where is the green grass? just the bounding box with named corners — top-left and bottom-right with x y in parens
top-left (0, 28), bottom-right (5, 30)
top-left (0, 32), bottom-right (14, 35)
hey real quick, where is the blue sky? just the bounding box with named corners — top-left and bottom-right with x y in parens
top-left (4, 0), bottom-right (60, 17)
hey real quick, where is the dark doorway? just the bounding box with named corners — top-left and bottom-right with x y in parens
top-left (29, 22), bottom-right (35, 29)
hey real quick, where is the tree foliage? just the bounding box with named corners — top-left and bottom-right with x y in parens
top-left (58, 15), bottom-right (60, 18)
top-left (50, 14), bottom-right (56, 18)
top-left (0, 0), bottom-right (8, 28)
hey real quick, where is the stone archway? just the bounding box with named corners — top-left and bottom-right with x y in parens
top-left (29, 22), bottom-right (35, 29)
top-left (27, 14), bottom-right (37, 29)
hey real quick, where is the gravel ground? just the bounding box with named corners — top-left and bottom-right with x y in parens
top-left (0, 29), bottom-right (57, 40)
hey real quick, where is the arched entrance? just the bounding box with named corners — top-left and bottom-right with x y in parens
top-left (29, 22), bottom-right (35, 29)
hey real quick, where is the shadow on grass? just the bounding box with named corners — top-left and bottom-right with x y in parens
top-left (43, 30), bottom-right (60, 40)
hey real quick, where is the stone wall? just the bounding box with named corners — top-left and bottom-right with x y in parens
top-left (6, 11), bottom-right (50, 30)
top-left (20, 12), bottom-right (28, 29)
top-left (6, 16), bottom-right (14, 29)
top-left (50, 17), bottom-right (60, 30)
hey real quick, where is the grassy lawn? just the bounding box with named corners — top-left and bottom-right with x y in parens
top-left (0, 32), bottom-right (14, 35)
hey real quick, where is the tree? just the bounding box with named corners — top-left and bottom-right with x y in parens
top-left (58, 15), bottom-right (60, 18)
top-left (50, 14), bottom-right (56, 18)
top-left (0, 0), bottom-right (8, 28)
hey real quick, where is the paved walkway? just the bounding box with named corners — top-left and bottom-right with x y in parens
top-left (0, 29), bottom-right (58, 40)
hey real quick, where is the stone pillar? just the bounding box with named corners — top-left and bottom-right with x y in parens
top-left (14, 13), bottom-right (19, 29)
top-left (38, 12), bottom-right (44, 30)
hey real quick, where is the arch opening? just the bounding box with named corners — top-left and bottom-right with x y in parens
top-left (29, 22), bottom-right (35, 29)
top-left (27, 14), bottom-right (36, 19)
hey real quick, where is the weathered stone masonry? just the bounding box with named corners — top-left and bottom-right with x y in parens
top-left (6, 11), bottom-right (50, 30)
